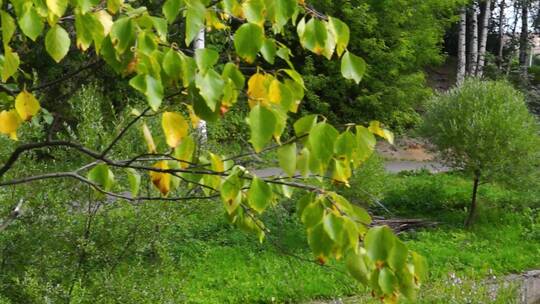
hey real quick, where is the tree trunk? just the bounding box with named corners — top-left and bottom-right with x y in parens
top-left (468, 2), bottom-right (479, 76)
top-left (506, 0), bottom-right (521, 76)
top-left (465, 174), bottom-right (481, 228)
top-left (497, 0), bottom-right (506, 68)
top-left (193, 28), bottom-right (208, 146)
top-left (477, 0), bottom-right (492, 77)
top-left (458, 7), bottom-right (468, 85)
top-left (519, 0), bottom-right (529, 83)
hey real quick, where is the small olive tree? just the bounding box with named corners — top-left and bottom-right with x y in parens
top-left (421, 79), bottom-right (540, 227)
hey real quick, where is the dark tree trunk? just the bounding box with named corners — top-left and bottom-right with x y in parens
top-left (497, 0), bottom-right (506, 68)
top-left (519, 0), bottom-right (529, 83)
top-left (465, 174), bottom-right (481, 228)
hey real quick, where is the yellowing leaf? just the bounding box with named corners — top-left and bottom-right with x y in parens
top-left (162, 111), bottom-right (189, 148)
top-left (247, 73), bottom-right (269, 106)
top-left (0, 110), bottom-right (21, 140)
top-left (94, 10), bottom-right (113, 36)
top-left (268, 79), bottom-right (282, 104)
top-left (150, 161), bottom-right (171, 196)
top-left (15, 90), bottom-right (41, 121)
top-left (368, 121), bottom-right (394, 144)
top-left (142, 122), bottom-right (157, 153)
top-left (185, 104), bottom-right (201, 127)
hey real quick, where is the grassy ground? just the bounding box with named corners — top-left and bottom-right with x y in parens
top-left (0, 165), bottom-right (538, 303)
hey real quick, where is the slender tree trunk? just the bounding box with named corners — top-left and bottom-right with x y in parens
top-left (193, 28), bottom-right (208, 145)
top-left (506, 0), bottom-right (521, 76)
top-left (519, 0), bottom-right (529, 83)
top-left (497, 0), bottom-right (506, 68)
top-left (458, 7), bottom-right (468, 85)
top-left (477, 0), bottom-right (493, 77)
top-left (465, 174), bottom-right (481, 228)
top-left (468, 2), bottom-right (479, 75)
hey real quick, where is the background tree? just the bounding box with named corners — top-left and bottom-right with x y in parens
top-left (421, 79), bottom-right (540, 227)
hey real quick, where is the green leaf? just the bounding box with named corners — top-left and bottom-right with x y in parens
top-left (294, 114), bottom-right (317, 137)
top-left (222, 63), bottom-right (245, 90)
top-left (76, 0), bottom-right (100, 13)
top-left (110, 17), bottom-right (135, 54)
top-left (412, 252), bottom-right (428, 281)
top-left (221, 173), bottom-right (242, 211)
top-left (1, 47), bottom-right (19, 81)
top-left (162, 0), bottom-right (183, 24)
top-left (18, 7), bottom-right (44, 41)
top-left (173, 134), bottom-right (195, 168)
top-left (328, 17), bottom-right (349, 57)
top-left (75, 12), bottom-right (103, 51)
top-left (137, 32), bottom-right (157, 54)
top-left (379, 267), bottom-right (398, 295)
top-left (355, 126), bottom-right (376, 163)
top-left (234, 23), bottom-right (264, 63)
top-left (46, 0), bottom-right (68, 17)
top-left (247, 177), bottom-right (272, 213)
top-left (144, 75), bottom-right (163, 111)
top-left (282, 68), bottom-right (305, 88)
top-left (247, 104), bottom-right (276, 153)
top-left (45, 24), bottom-right (70, 62)
top-left (346, 251), bottom-right (371, 285)
top-left (1, 11), bottom-right (15, 48)
top-left (323, 212), bottom-right (342, 241)
top-left (261, 38), bottom-right (277, 64)
top-left (308, 223), bottom-right (333, 258)
top-left (299, 18), bottom-right (327, 55)
top-left (296, 147), bottom-right (310, 177)
top-left (308, 122), bottom-right (339, 169)
top-left (88, 164), bottom-right (115, 191)
top-left (341, 51), bottom-right (366, 84)
top-left (273, 0), bottom-right (296, 32)
top-left (195, 48), bottom-right (219, 72)
top-left (242, 0), bottom-right (265, 25)
top-left (151, 17), bottom-right (168, 42)
top-left (106, 0), bottom-right (123, 14)
top-left (334, 131), bottom-right (356, 160)
top-left (388, 239), bottom-right (408, 271)
top-left (277, 143), bottom-right (296, 177)
top-left (162, 48), bottom-right (182, 79)
top-left (185, 0), bottom-right (205, 46)
top-left (364, 226), bottom-right (395, 262)
top-left (301, 200), bottom-right (324, 228)
top-left (195, 68), bottom-right (225, 111)
top-left (296, 192), bottom-right (315, 219)
top-left (126, 168), bottom-right (141, 197)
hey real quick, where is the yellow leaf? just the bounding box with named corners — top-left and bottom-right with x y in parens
top-left (150, 161), bottom-right (171, 196)
top-left (15, 90), bottom-right (41, 121)
top-left (0, 110), bottom-right (21, 140)
top-left (247, 73), bottom-right (270, 107)
top-left (368, 121), bottom-right (394, 144)
top-left (94, 10), bottom-right (113, 36)
top-left (162, 111), bottom-right (189, 148)
top-left (185, 104), bottom-right (201, 128)
top-left (268, 79), bottom-right (282, 104)
top-left (142, 122), bottom-right (157, 153)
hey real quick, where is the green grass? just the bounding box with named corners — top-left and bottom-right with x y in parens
top-left (0, 169), bottom-right (538, 303)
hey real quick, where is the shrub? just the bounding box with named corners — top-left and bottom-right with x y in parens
top-left (420, 79), bottom-right (540, 227)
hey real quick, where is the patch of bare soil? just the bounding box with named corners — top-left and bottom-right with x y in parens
top-left (376, 137), bottom-right (436, 162)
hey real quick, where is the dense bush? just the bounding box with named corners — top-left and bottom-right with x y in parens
top-left (421, 79), bottom-right (540, 226)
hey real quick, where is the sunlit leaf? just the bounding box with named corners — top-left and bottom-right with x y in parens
top-left (247, 176), bottom-right (272, 213)
top-left (162, 111), bottom-right (189, 148)
top-left (234, 23), bottom-right (264, 63)
top-left (247, 104), bottom-right (276, 152)
top-left (0, 110), bottom-right (21, 140)
top-left (126, 168), bottom-right (141, 197)
top-left (341, 51), bottom-right (366, 84)
top-left (150, 161), bottom-right (171, 196)
top-left (277, 143), bottom-right (296, 177)
top-left (15, 90), bottom-right (41, 121)
top-left (87, 164), bottom-right (115, 191)
top-left (45, 25), bottom-right (70, 62)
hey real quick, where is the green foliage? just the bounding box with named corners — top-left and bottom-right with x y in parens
top-left (421, 79), bottom-right (540, 186)
top-left (295, 0), bottom-right (466, 131)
